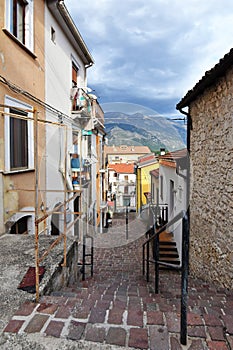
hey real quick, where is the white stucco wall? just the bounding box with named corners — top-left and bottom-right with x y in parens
top-left (159, 164), bottom-right (187, 261)
top-left (44, 5), bottom-right (86, 230)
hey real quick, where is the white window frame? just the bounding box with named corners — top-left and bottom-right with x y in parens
top-left (4, 96), bottom-right (34, 172)
top-left (5, 0), bottom-right (34, 52)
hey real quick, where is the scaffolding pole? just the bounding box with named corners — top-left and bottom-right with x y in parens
top-left (62, 125), bottom-right (68, 267)
top-left (34, 109), bottom-right (40, 303)
top-left (1, 105), bottom-right (82, 303)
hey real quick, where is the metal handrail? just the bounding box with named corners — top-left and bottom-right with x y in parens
top-left (143, 210), bottom-right (184, 246)
top-left (142, 209), bottom-right (189, 345)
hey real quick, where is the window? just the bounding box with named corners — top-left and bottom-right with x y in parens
top-left (5, 0), bottom-right (34, 51)
top-left (5, 96), bottom-right (34, 171)
top-left (14, 0), bottom-right (26, 43)
top-left (72, 62), bottom-right (79, 88)
top-left (170, 180), bottom-right (175, 214)
top-left (10, 107), bottom-right (28, 169)
top-left (160, 175), bottom-right (164, 201)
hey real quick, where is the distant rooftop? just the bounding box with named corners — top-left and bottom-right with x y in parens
top-left (105, 145), bottom-right (151, 155)
top-left (159, 148), bottom-right (187, 160)
top-left (137, 153), bottom-right (158, 168)
top-left (108, 163), bottom-right (135, 174)
top-left (150, 168), bottom-right (159, 178)
top-left (159, 148), bottom-right (188, 170)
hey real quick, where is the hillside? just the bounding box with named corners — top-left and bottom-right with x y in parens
top-left (104, 112), bottom-right (186, 152)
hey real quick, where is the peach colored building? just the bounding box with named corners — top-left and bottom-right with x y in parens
top-left (0, 0), bottom-right (46, 235)
top-left (0, 0), bottom-right (106, 239)
top-left (105, 145), bottom-right (151, 164)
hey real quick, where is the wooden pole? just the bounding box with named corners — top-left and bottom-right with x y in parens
top-left (34, 109), bottom-right (40, 303)
top-left (62, 125), bottom-right (68, 267)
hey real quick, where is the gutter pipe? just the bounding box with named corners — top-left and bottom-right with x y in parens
top-left (176, 107), bottom-right (191, 346)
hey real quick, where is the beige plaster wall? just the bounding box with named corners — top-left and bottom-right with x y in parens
top-left (0, 0), bottom-right (46, 233)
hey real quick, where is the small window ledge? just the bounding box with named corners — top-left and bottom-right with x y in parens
top-left (2, 29), bottom-right (37, 59)
top-left (3, 168), bottom-right (35, 175)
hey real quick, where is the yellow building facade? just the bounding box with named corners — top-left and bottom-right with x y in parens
top-left (136, 154), bottom-right (159, 212)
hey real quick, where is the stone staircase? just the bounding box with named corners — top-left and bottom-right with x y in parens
top-left (148, 230), bottom-right (180, 269)
top-left (159, 231), bottom-right (180, 268)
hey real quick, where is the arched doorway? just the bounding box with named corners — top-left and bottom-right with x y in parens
top-left (10, 216), bottom-right (30, 234)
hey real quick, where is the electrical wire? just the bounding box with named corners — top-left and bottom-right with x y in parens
top-left (0, 74), bottom-right (75, 124)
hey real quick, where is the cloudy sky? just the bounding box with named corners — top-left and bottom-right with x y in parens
top-left (65, 0), bottom-right (233, 117)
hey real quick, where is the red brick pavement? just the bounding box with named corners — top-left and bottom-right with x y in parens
top-left (4, 233), bottom-right (233, 349)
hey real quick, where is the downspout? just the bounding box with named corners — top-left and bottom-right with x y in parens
top-left (176, 107), bottom-right (192, 346)
top-left (176, 108), bottom-right (192, 212)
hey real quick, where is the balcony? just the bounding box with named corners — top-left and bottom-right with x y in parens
top-left (92, 99), bottom-right (104, 127)
top-left (72, 169), bottom-right (91, 189)
top-left (70, 87), bottom-right (104, 130)
top-left (71, 154), bottom-right (91, 189)
top-left (70, 87), bottom-right (92, 120)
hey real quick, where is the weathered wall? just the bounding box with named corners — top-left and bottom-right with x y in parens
top-left (189, 68), bottom-right (233, 289)
top-left (41, 240), bottom-right (80, 296)
top-left (0, 0), bottom-right (46, 234)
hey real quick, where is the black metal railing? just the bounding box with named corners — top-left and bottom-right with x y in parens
top-left (81, 235), bottom-right (94, 281)
top-left (142, 210), bottom-right (189, 345)
top-left (149, 203), bottom-right (168, 227)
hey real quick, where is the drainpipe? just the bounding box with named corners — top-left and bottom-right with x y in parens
top-left (177, 108), bottom-right (192, 212)
top-left (177, 107), bottom-right (192, 345)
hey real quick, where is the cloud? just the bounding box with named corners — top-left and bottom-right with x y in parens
top-left (65, 0), bottom-right (233, 115)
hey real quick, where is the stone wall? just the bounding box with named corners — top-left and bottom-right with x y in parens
top-left (41, 239), bottom-right (80, 296)
top-left (189, 68), bottom-right (233, 289)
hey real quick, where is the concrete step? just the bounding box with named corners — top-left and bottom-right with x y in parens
top-left (159, 251), bottom-right (179, 258)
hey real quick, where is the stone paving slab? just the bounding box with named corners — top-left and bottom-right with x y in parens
top-left (1, 213), bottom-right (233, 349)
top-left (3, 235), bottom-right (233, 349)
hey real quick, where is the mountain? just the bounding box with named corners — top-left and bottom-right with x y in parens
top-left (104, 112), bottom-right (186, 152)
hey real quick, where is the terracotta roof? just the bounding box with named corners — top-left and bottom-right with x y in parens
top-left (138, 154), bottom-right (155, 163)
top-left (159, 160), bottom-right (177, 168)
top-left (159, 149), bottom-right (188, 170)
top-left (159, 148), bottom-right (187, 161)
top-left (108, 163), bottom-right (135, 174)
top-left (150, 168), bottom-right (159, 178)
top-left (105, 145), bottom-right (151, 155)
top-left (176, 48), bottom-right (233, 109)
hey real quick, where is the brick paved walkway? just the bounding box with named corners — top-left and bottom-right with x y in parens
top-left (3, 215), bottom-right (233, 349)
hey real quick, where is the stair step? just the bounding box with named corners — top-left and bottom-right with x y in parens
top-left (159, 241), bottom-right (176, 246)
top-left (159, 246), bottom-right (177, 252)
top-left (159, 252), bottom-right (179, 258)
top-left (159, 257), bottom-right (180, 265)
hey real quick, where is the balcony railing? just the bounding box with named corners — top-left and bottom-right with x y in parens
top-left (71, 155), bottom-right (91, 189)
top-left (72, 170), bottom-right (91, 189)
top-left (70, 88), bottom-right (104, 130)
top-left (92, 99), bottom-right (104, 126)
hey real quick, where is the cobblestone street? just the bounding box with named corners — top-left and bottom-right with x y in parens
top-left (2, 213), bottom-right (233, 349)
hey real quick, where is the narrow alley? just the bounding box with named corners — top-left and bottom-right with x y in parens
top-left (2, 213), bottom-right (233, 350)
